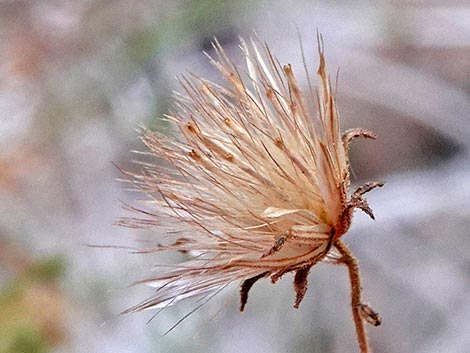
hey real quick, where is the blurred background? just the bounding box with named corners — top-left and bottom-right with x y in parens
top-left (1, 1), bottom-right (469, 352)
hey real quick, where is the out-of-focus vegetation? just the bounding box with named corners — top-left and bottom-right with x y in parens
top-left (0, 244), bottom-right (66, 353)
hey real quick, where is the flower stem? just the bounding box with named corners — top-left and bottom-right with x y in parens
top-left (335, 240), bottom-right (371, 353)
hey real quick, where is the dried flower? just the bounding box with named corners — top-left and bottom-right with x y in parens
top-left (120, 34), bottom-right (383, 353)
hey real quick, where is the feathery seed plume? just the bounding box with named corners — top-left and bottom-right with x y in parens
top-left (120, 34), bottom-right (383, 353)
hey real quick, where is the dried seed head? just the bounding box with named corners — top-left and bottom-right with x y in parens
top-left (120, 34), bottom-right (382, 334)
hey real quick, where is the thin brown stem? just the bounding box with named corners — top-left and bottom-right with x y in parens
top-left (335, 240), bottom-right (371, 353)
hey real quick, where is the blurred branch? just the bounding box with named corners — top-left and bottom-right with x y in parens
top-left (338, 53), bottom-right (470, 149)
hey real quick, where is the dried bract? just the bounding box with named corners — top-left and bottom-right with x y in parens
top-left (121, 34), bottom-right (383, 353)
